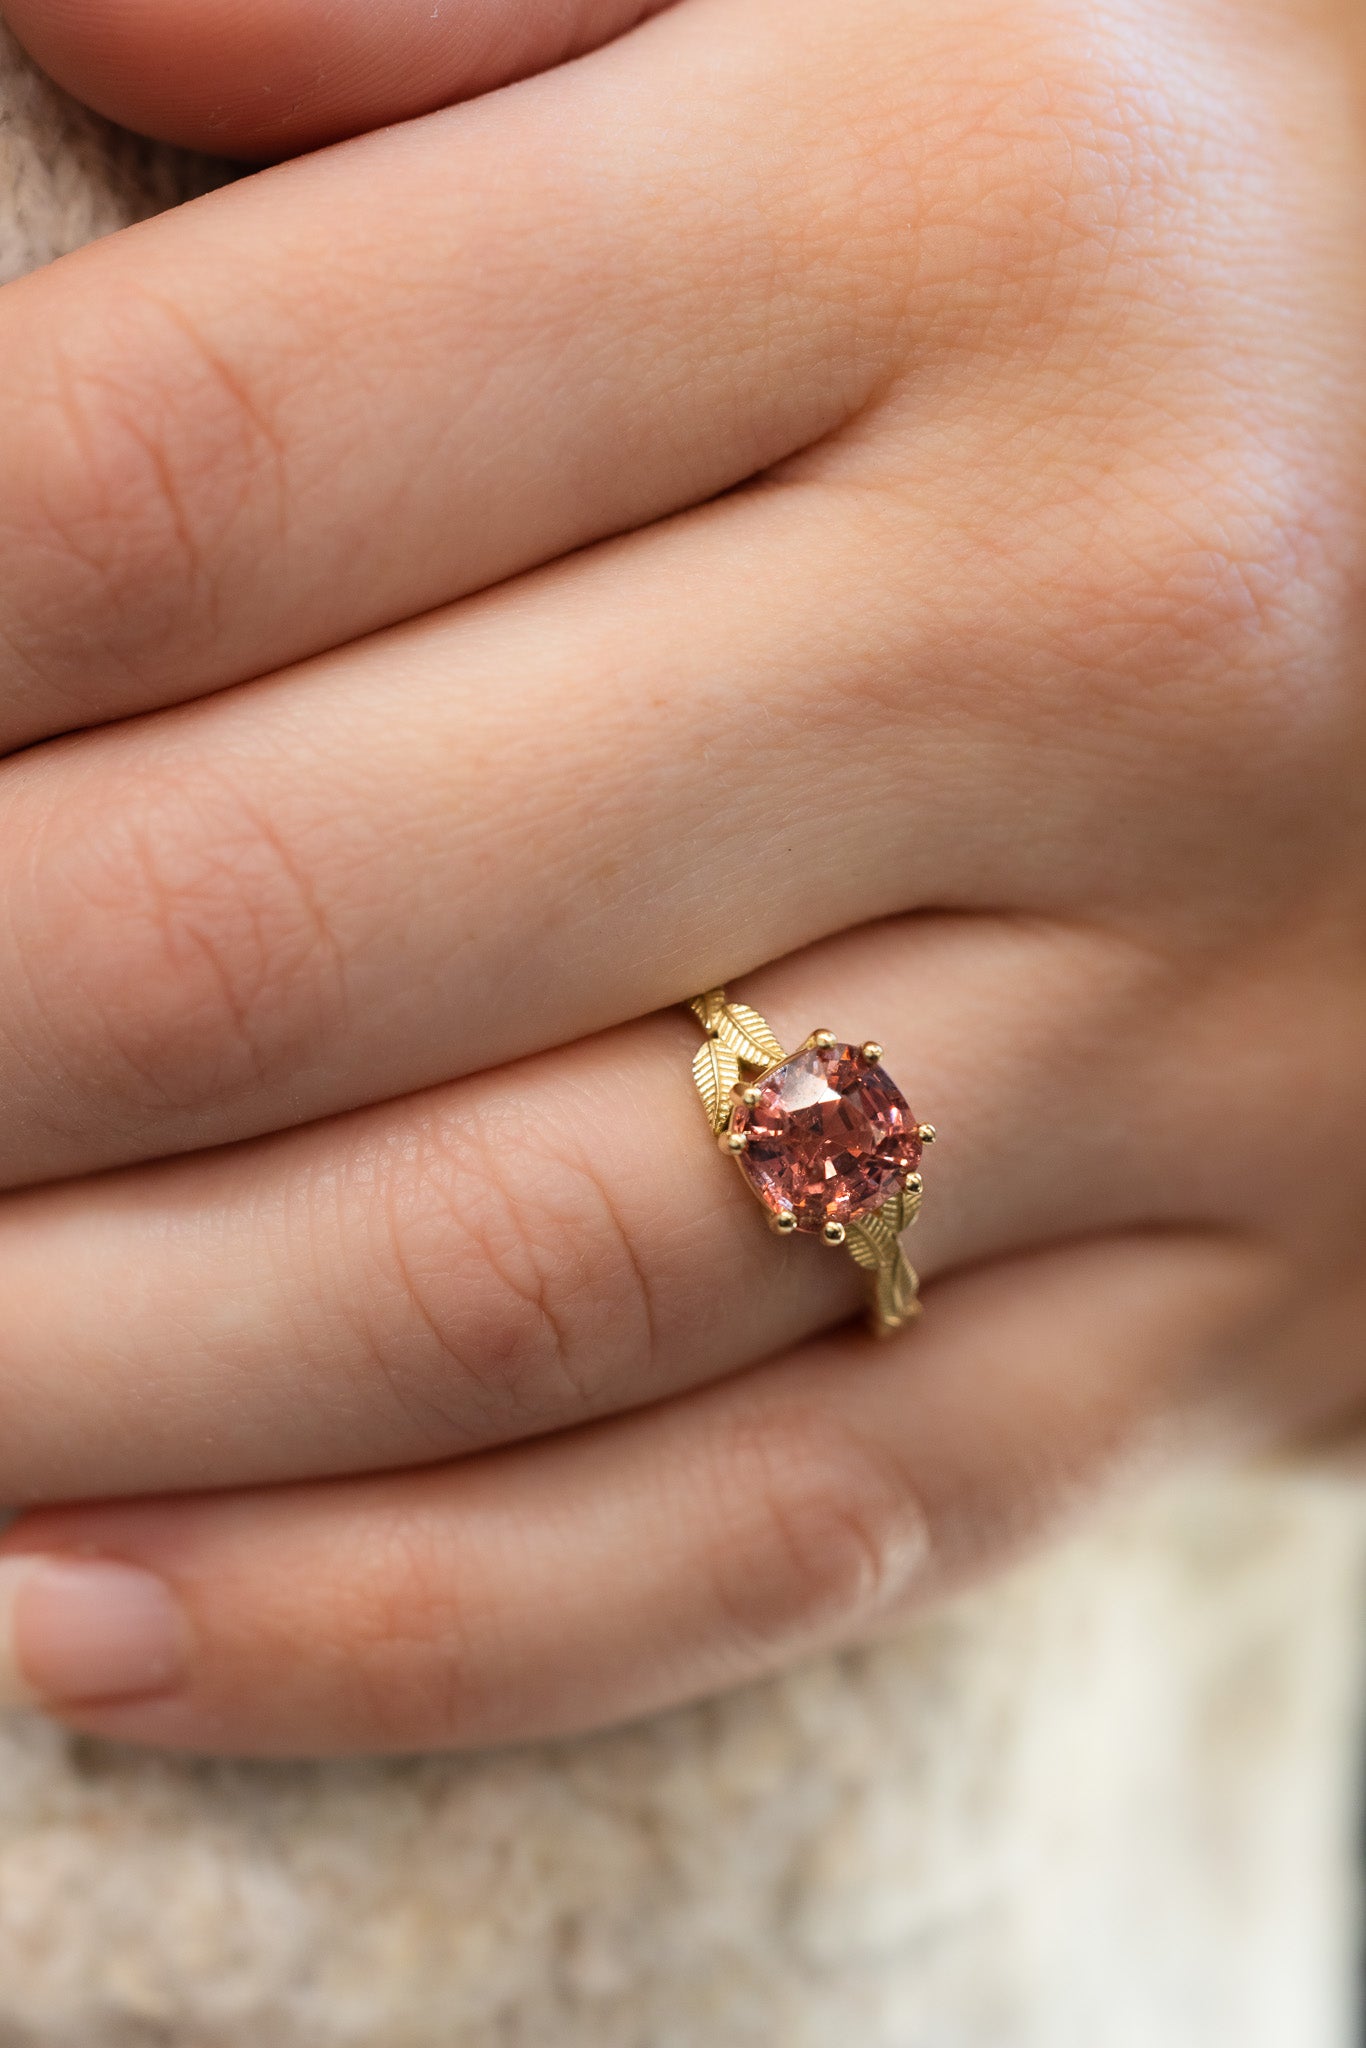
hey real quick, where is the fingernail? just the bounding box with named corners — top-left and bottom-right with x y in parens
top-left (0, 1556), bottom-right (190, 1708)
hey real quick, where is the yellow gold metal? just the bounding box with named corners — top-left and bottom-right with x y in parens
top-left (688, 985), bottom-right (929, 1338)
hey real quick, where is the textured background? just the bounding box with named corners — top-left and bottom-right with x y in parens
top-left (1, 25), bottom-right (1365, 2046)
top-left (1, 1482), bottom-right (1363, 2046)
top-left (0, 19), bottom-right (230, 280)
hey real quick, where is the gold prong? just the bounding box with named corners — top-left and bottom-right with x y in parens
top-left (821, 1220), bottom-right (846, 1247)
top-left (740, 1086), bottom-right (761, 1107)
top-left (808, 1029), bottom-right (836, 1052)
top-left (860, 1041), bottom-right (883, 1063)
top-left (721, 1130), bottom-right (748, 1154)
top-left (770, 1211), bottom-right (798, 1235)
top-left (904, 1171), bottom-right (923, 1194)
top-left (917, 1123), bottom-right (937, 1145)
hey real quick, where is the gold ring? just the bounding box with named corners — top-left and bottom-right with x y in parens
top-left (688, 988), bottom-right (934, 1337)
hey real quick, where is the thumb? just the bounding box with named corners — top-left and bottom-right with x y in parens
top-left (1, 0), bottom-right (675, 158)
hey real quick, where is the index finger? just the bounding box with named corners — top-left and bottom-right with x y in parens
top-left (0, 0), bottom-right (952, 750)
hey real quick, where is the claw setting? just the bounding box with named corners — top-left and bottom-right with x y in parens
top-left (727, 1041), bottom-right (922, 1232)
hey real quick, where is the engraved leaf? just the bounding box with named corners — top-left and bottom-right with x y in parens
top-left (693, 1039), bottom-right (741, 1133)
top-left (844, 1221), bottom-right (885, 1272)
top-left (690, 990), bottom-right (727, 1034)
top-left (715, 1004), bottom-right (785, 1068)
top-left (878, 1186), bottom-right (921, 1236)
top-left (862, 1208), bottom-right (899, 1257)
top-left (723, 1002), bottom-right (786, 1064)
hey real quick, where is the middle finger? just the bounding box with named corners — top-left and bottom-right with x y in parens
top-left (0, 469), bottom-right (1225, 1187)
top-left (0, 0), bottom-right (944, 748)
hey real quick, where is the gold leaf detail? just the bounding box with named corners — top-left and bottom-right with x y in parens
top-left (715, 1006), bottom-right (785, 1068)
top-left (878, 1186), bottom-right (921, 1236)
top-left (863, 1208), bottom-right (900, 1257)
top-left (690, 989), bottom-right (727, 1035)
top-left (844, 1221), bottom-right (885, 1272)
top-left (722, 1002), bottom-right (785, 1065)
top-left (692, 1039), bottom-right (741, 1133)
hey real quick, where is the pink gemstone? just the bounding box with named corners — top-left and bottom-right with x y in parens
top-left (730, 1042), bottom-right (921, 1231)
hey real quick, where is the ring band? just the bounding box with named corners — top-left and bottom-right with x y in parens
top-left (688, 988), bottom-right (934, 1337)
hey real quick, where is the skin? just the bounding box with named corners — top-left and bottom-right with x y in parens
top-left (0, 0), bottom-right (680, 155)
top-left (0, 0), bottom-right (1360, 1753)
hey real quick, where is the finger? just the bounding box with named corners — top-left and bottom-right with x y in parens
top-left (1, 0), bottom-right (674, 157)
top-left (0, 452), bottom-right (1260, 1188)
top-left (0, 912), bottom-right (1177, 1501)
top-left (0, 0), bottom-right (958, 747)
top-left (0, 1233), bottom-right (1277, 1754)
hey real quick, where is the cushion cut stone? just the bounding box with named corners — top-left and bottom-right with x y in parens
top-left (729, 1042), bottom-right (920, 1231)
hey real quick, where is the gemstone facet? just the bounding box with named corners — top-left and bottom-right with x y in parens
top-left (728, 1042), bottom-right (921, 1231)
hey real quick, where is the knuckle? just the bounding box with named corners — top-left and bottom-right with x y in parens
top-left (978, 10), bottom-right (1207, 270)
top-left (357, 1101), bottom-right (657, 1446)
top-left (856, 5), bottom-right (1188, 311)
top-left (755, 4), bottom-right (1201, 387)
top-left (2, 290), bottom-right (285, 683)
top-left (703, 1403), bottom-right (927, 1659)
top-left (19, 765), bottom-right (342, 1127)
top-left (303, 1508), bottom-right (498, 1747)
top-left (1064, 450), bottom-right (1343, 742)
top-left (839, 0), bottom-right (1286, 374)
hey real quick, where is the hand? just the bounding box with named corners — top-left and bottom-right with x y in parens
top-left (0, 0), bottom-right (1361, 1755)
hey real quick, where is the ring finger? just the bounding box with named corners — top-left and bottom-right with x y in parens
top-left (0, 910), bottom-right (1185, 1502)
